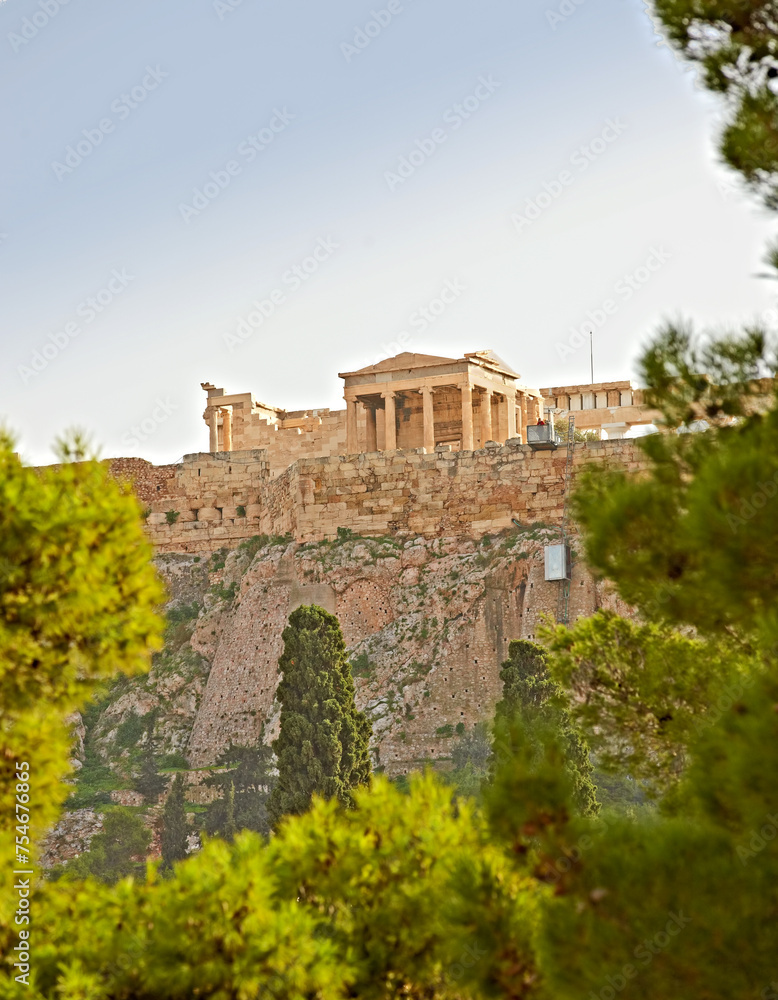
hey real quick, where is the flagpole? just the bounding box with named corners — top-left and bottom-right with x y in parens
top-left (589, 330), bottom-right (594, 384)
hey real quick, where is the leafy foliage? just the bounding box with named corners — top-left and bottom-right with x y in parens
top-left (133, 718), bottom-right (168, 805)
top-left (26, 834), bottom-right (349, 1000)
top-left (570, 328), bottom-right (778, 641)
top-left (544, 610), bottom-right (753, 788)
top-left (521, 327), bottom-right (778, 997)
top-left (51, 808), bottom-right (151, 885)
top-left (0, 431), bottom-right (165, 719)
top-left (651, 0), bottom-right (778, 208)
top-left (494, 640), bottom-right (599, 817)
top-left (115, 710), bottom-right (152, 750)
top-left (203, 742), bottom-right (276, 839)
top-left (268, 605), bottom-right (372, 827)
top-left (0, 431), bottom-right (164, 934)
top-left (27, 777), bottom-right (538, 1000)
top-left (349, 650), bottom-right (376, 679)
top-left (446, 722), bottom-right (493, 801)
top-left (65, 699), bottom-right (123, 810)
top-left (161, 774), bottom-right (188, 870)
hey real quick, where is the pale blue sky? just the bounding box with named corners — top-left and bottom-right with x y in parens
top-left (1, 0), bottom-right (775, 463)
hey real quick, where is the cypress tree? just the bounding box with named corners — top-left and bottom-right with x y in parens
top-left (223, 781), bottom-right (237, 843)
top-left (161, 774), bottom-right (188, 870)
top-left (268, 605), bottom-right (372, 827)
top-left (203, 741), bottom-right (275, 839)
top-left (494, 639), bottom-right (598, 816)
top-left (134, 718), bottom-right (167, 805)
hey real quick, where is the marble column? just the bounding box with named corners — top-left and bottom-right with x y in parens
top-left (208, 408), bottom-right (218, 453)
top-left (346, 399), bottom-right (358, 454)
top-left (480, 389), bottom-right (493, 446)
top-left (365, 404), bottom-right (377, 452)
top-left (420, 386), bottom-right (435, 452)
top-left (505, 392), bottom-right (517, 441)
top-left (382, 390), bottom-right (397, 450)
top-left (222, 407), bottom-right (233, 452)
top-left (460, 383), bottom-right (474, 451)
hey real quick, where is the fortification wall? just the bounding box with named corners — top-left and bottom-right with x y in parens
top-left (107, 458), bottom-right (180, 505)
top-left (136, 439), bottom-right (645, 553)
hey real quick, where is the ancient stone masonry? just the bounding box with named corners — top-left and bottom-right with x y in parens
top-left (198, 349), bottom-right (660, 472)
top-left (137, 439), bottom-right (645, 553)
top-left (539, 380), bottom-right (659, 440)
top-left (107, 457), bottom-right (179, 505)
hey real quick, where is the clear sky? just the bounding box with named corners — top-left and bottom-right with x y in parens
top-left (2, 0), bottom-right (775, 464)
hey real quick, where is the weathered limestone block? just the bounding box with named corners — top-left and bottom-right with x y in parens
top-left (197, 507), bottom-right (221, 522)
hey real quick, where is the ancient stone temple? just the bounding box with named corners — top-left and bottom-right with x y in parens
top-left (200, 348), bottom-right (657, 475)
top-left (339, 350), bottom-right (543, 454)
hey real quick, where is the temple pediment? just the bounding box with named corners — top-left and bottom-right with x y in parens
top-left (338, 352), bottom-right (460, 378)
top-left (464, 350), bottom-right (520, 380)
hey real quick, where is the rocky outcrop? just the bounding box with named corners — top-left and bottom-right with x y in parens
top-left (184, 529), bottom-right (610, 774)
top-left (63, 527), bottom-right (617, 806)
top-left (40, 809), bottom-right (103, 868)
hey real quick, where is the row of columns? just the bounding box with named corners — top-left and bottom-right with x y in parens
top-left (345, 383), bottom-right (528, 455)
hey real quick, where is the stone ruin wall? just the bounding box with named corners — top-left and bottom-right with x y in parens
top-left (124, 438), bottom-right (646, 553)
top-left (207, 393), bottom-right (349, 476)
top-left (237, 408), bottom-right (348, 476)
top-left (211, 391), bottom-right (503, 476)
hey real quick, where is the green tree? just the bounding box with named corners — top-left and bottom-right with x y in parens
top-left (54, 808), bottom-right (151, 885)
top-left (268, 605), bottom-right (372, 828)
top-left (161, 774), bottom-right (188, 870)
top-left (223, 781), bottom-right (237, 843)
top-left (651, 0), bottom-right (778, 211)
top-left (556, 422), bottom-right (600, 443)
top-left (568, 327), bottom-right (778, 641)
top-left (493, 328), bottom-right (778, 1000)
top-left (0, 431), bottom-right (164, 945)
top-left (446, 722), bottom-right (493, 800)
top-left (545, 608), bottom-right (753, 789)
top-left (494, 640), bottom-right (599, 816)
top-left (134, 717), bottom-right (167, 805)
top-left (203, 741), bottom-right (276, 839)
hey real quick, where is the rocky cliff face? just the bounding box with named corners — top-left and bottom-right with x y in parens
top-left (45, 528), bottom-right (626, 864)
top-left (87, 530), bottom-right (618, 777)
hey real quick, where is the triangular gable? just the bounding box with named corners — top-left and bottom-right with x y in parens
top-left (464, 350), bottom-right (520, 379)
top-left (339, 351), bottom-right (460, 378)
